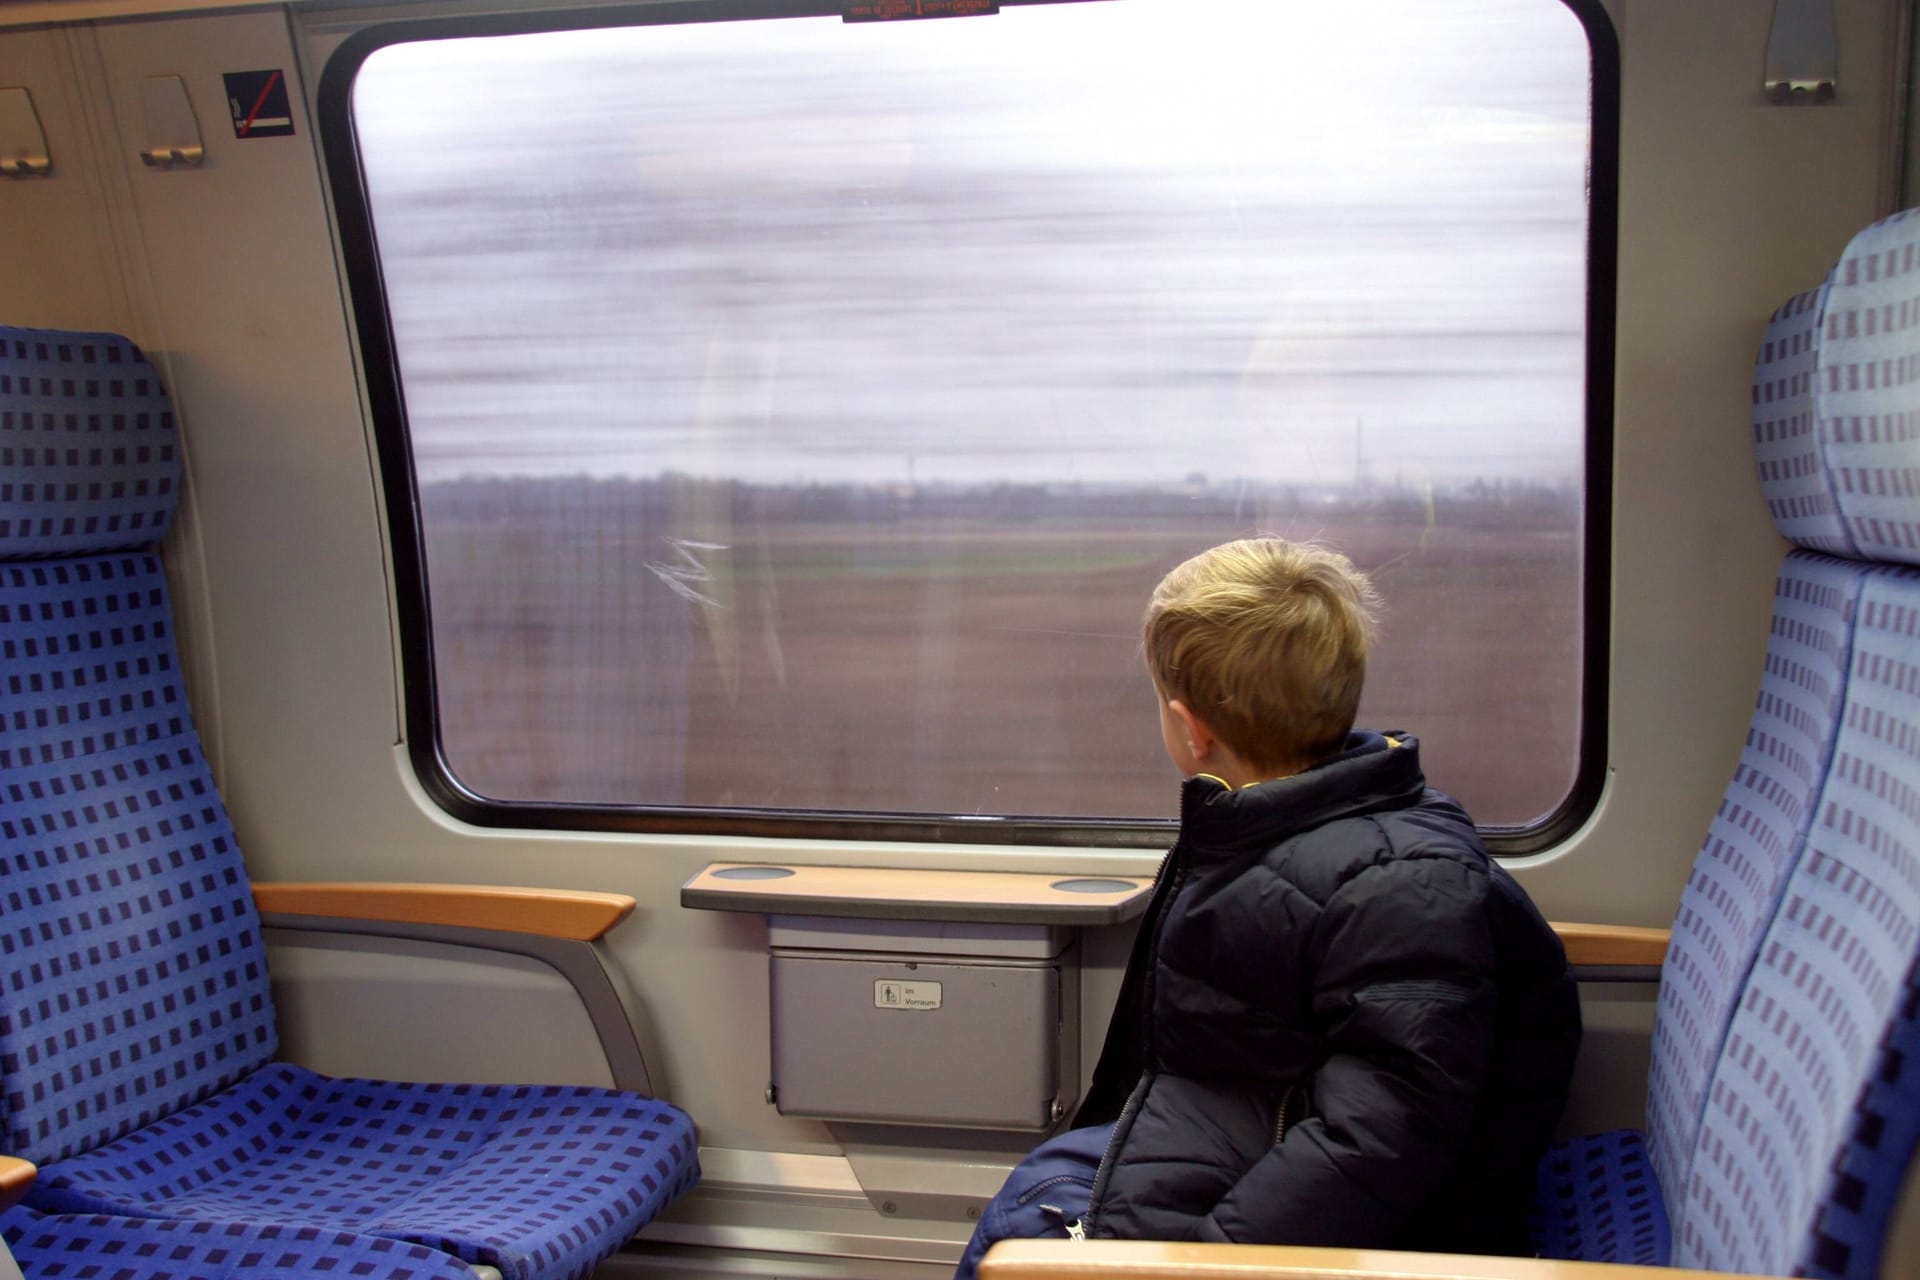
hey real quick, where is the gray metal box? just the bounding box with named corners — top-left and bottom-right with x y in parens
top-left (769, 935), bottom-right (1077, 1130)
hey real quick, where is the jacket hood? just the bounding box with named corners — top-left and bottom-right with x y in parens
top-left (1177, 730), bottom-right (1427, 858)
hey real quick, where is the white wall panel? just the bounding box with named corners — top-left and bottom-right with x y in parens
top-left (87, 8), bottom-right (406, 860)
top-left (1514, 0), bottom-right (1906, 921)
top-left (269, 934), bottom-right (616, 1086)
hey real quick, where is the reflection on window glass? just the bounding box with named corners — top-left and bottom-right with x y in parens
top-left (354, 0), bottom-right (1594, 829)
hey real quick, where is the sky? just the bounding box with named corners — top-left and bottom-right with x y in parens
top-left (352, 0), bottom-right (1596, 487)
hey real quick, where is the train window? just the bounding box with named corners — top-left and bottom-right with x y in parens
top-left (329, 0), bottom-right (1615, 847)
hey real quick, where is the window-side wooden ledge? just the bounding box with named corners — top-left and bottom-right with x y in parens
top-left (979, 1241), bottom-right (1767, 1280)
top-left (248, 885), bottom-right (1664, 959)
top-left (1549, 922), bottom-right (1669, 968)
top-left (252, 883), bottom-right (637, 941)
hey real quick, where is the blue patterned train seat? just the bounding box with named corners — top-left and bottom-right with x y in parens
top-left (3, 1209), bottom-right (484, 1280)
top-left (0, 326), bottom-right (699, 1280)
top-left (1529, 210), bottom-right (1920, 1278)
top-left (1677, 562), bottom-right (1920, 1274)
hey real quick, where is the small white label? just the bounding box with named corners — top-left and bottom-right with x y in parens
top-left (874, 978), bottom-right (943, 1010)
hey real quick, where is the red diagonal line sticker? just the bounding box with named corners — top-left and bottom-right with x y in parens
top-left (239, 70), bottom-right (282, 138)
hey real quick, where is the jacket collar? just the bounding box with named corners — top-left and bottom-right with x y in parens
top-left (1176, 730), bottom-right (1426, 857)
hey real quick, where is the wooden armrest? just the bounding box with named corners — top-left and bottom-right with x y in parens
top-left (253, 883), bottom-right (637, 941)
top-left (979, 1241), bottom-right (1769, 1280)
top-left (0, 1156), bottom-right (35, 1216)
top-left (1549, 922), bottom-right (1669, 968)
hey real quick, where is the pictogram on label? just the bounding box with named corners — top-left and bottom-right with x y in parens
top-left (224, 70), bottom-right (294, 139)
top-left (874, 978), bottom-right (943, 1010)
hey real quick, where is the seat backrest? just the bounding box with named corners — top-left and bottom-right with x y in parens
top-left (1672, 209), bottom-right (1920, 1278)
top-left (0, 326), bottom-right (277, 1167)
top-left (1641, 277), bottom-right (1864, 1217)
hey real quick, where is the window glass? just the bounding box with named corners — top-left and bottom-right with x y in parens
top-left (352, 0), bottom-right (1597, 830)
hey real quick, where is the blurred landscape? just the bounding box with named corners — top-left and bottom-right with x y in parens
top-left (358, 0), bottom-right (1595, 830)
top-left (424, 475), bottom-right (1581, 827)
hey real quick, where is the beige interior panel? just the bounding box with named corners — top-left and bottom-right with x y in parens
top-left (268, 932), bottom-right (615, 1087)
top-left (1558, 982), bottom-right (1660, 1139)
top-left (0, 27), bottom-right (126, 331)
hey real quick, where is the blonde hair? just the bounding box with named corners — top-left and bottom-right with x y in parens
top-left (1144, 538), bottom-right (1380, 773)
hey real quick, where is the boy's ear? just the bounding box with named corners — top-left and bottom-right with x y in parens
top-left (1166, 699), bottom-right (1215, 761)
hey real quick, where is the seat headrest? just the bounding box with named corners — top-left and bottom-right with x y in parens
top-left (1753, 208), bottom-right (1920, 563)
top-left (0, 325), bottom-right (180, 561)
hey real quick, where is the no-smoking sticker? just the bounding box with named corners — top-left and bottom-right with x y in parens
top-left (224, 70), bottom-right (295, 139)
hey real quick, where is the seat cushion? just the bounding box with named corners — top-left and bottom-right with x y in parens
top-left (1809, 208), bottom-right (1920, 566)
top-left (1753, 282), bottom-right (1852, 555)
top-left (1750, 207), bottom-right (1920, 567)
top-left (1641, 551), bottom-right (1861, 1203)
top-left (0, 326), bottom-right (179, 561)
top-left (27, 1062), bottom-right (700, 1280)
top-left (3, 1207), bottom-right (481, 1279)
top-left (1678, 563), bottom-right (1920, 1273)
top-left (0, 551), bottom-right (277, 1165)
top-left (1802, 953), bottom-right (1920, 1280)
top-left (1527, 1129), bottom-right (1670, 1266)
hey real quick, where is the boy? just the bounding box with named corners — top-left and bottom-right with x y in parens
top-left (955, 538), bottom-right (1580, 1279)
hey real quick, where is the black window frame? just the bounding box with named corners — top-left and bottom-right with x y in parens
top-left (317, 0), bottom-right (1619, 854)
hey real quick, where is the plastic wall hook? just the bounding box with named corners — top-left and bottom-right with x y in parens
top-left (1765, 0), bottom-right (1838, 104)
top-left (139, 75), bottom-right (205, 168)
top-left (0, 87), bottom-right (51, 178)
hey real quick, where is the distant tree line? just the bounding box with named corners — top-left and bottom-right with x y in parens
top-left (419, 472), bottom-right (1582, 527)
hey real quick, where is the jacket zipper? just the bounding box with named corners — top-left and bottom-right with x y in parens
top-left (1078, 1074), bottom-right (1298, 1242)
top-left (1015, 1174), bottom-right (1091, 1207)
top-left (1137, 855), bottom-right (1186, 1071)
top-left (1037, 1204), bottom-right (1088, 1241)
top-left (1081, 1071), bottom-right (1151, 1240)
top-left (1080, 846), bottom-right (1185, 1242)
top-left (1274, 1082), bottom-right (1304, 1144)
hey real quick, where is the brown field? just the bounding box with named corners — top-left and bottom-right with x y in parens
top-left (421, 479), bottom-right (1582, 830)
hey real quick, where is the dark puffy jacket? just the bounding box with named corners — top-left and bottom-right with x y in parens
top-left (1075, 731), bottom-right (1580, 1255)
